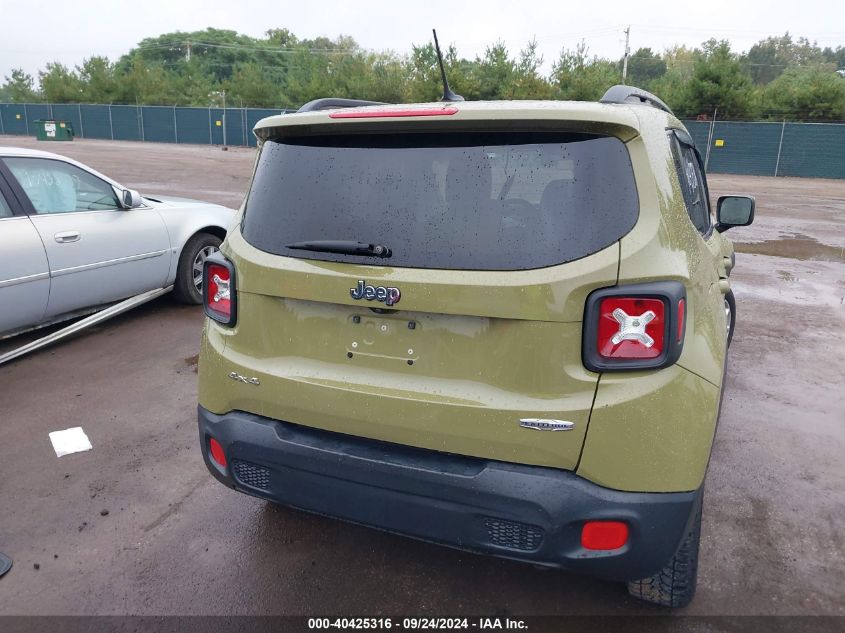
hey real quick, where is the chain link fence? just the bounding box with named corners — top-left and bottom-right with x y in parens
top-left (1, 103), bottom-right (844, 179)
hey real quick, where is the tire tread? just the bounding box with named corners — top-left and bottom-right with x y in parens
top-left (626, 503), bottom-right (701, 608)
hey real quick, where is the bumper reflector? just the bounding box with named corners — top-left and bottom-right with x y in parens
top-left (209, 437), bottom-right (227, 468)
top-left (581, 520), bottom-right (628, 550)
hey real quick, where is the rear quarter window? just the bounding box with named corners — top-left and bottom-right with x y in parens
top-left (670, 136), bottom-right (712, 234)
top-left (242, 131), bottom-right (639, 271)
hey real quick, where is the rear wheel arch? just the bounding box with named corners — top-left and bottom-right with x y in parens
top-left (196, 225), bottom-right (227, 243)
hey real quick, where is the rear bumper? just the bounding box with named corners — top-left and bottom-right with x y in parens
top-left (198, 406), bottom-right (701, 582)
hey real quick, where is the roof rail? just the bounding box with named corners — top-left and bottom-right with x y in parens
top-left (297, 98), bottom-right (386, 113)
top-left (600, 85), bottom-right (673, 116)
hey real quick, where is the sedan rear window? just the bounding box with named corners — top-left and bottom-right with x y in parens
top-left (242, 131), bottom-right (638, 271)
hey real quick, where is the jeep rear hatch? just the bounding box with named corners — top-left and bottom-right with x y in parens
top-left (215, 129), bottom-right (639, 470)
top-left (243, 131), bottom-right (635, 271)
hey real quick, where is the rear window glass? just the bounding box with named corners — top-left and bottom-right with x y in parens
top-left (242, 131), bottom-right (639, 271)
top-left (0, 191), bottom-right (12, 218)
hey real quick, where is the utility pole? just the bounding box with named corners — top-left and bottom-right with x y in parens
top-left (222, 89), bottom-right (227, 149)
top-left (186, 41), bottom-right (191, 63)
top-left (622, 26), bottom-right (631, 84)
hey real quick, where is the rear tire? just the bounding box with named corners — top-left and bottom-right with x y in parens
top-left (725, 290), bottom-right (736, 347)
top-left (173, 232), bottom-right (222, 305)
top-left (627, 497), bottom-right (702, 608)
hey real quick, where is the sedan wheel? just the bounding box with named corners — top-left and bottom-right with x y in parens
top-left (193, 245), bottom-right (219, 293)
top-left (173, 232), bottom-right (223, 305)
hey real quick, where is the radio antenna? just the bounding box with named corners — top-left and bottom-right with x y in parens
top-left (432, 29), bottom-right (464, 102)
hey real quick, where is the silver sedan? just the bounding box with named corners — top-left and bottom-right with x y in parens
top-left (0, 147), bottom-right (236, 338)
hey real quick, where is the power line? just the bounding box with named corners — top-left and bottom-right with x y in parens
top-left (629, 24), bottom-right (845, 37)
top-left (133, 40), bottom-right (362, 56)
top-left (136, 39), bottom-right (840, 71)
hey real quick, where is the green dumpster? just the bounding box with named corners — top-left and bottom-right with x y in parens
top-left (34, 120), bottom-right (74, 141)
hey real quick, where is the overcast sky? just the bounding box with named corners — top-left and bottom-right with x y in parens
top-left (2, 0), bottom-right (844, 81)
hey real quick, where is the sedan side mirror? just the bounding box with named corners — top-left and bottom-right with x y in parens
top-left (716, 195), bottom-right (755, 232)
top-left (114, 186), bottom-right (143, 209)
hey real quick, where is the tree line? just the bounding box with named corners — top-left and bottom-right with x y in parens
top-left (2, 28), bottom-right (844, 121)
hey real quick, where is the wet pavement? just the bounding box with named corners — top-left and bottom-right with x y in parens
top-left (0, 138), bottom-right (843, 616)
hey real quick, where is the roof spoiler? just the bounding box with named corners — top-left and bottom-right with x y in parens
top-left (601, 85), bottom-right (673, 116)
top-left (297, 98), bottom-right (387, 113)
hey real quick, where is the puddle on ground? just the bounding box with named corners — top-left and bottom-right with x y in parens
top-left (735, 237), bottom-right (845, 263)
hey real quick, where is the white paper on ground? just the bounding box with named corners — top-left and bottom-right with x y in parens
top-left (49, 427), bottom-right (92, 457)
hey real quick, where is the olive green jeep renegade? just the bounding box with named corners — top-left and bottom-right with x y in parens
top-left (197, 86), bottom-right (755, 608)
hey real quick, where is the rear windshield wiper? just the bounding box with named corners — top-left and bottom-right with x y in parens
top-left (285, 240), bottom-right (392, 258)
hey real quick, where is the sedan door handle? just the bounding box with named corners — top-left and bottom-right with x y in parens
top-left (54, 231), bottom-right (81, 243)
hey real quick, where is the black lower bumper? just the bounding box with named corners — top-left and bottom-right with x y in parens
top-left (198, 406), bottom-right (701, 582)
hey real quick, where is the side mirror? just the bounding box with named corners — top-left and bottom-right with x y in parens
top-left (114, 186), bottom-right (143, 209)
top-left (716, 195), bottom-right (755, 232)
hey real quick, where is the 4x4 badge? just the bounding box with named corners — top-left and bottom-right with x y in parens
top-left (229, 371), bottom-right (260, 385)
top-left (350, 280), bottom-right (401, 307)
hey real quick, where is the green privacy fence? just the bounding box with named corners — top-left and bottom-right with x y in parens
top-left (1, 103), bottom-right (844, 178)
top-left (0, 103), bottom-right (286, 147)
top-left (681, 120), bottom-right (845, 179)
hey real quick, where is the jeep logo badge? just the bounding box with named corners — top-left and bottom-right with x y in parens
top-left (350, 280), bottom-right (401, 307)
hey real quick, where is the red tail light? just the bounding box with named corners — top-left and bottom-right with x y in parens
top-left (583, 282), bottom-right (685, 372)
top-left (597, 297), bottom-right (665, 360)
top-left (209, 437), bottom-right (227, 468)
top-left (677, 298), bottom-right (686, 343)
top-left (203, 255), bottom-right (237, 326)
top-left (581, 521), bottom-right (628, 550)
top-left (328, 106), bottom-right (459, 119)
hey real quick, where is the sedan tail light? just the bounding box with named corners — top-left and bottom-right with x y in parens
top-left (583, 282), bottom-right (686, 372)
top-left (203, 254), bottom-right (237, 326)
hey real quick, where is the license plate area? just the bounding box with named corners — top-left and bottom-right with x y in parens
top-left (346, 313), bottom-right (419, 363)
